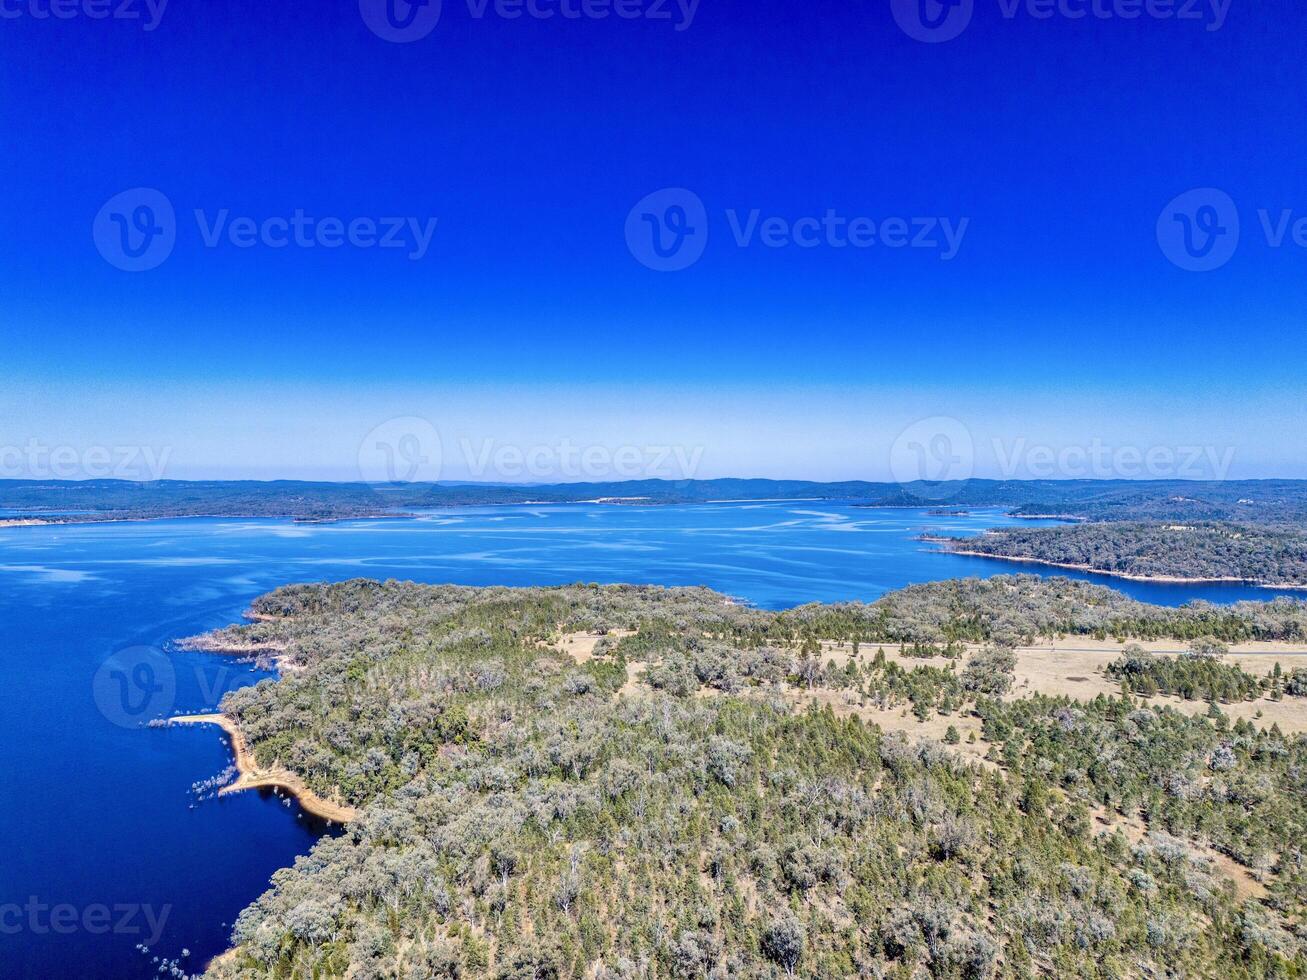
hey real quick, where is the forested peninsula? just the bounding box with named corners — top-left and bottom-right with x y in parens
top-left (183, 576), bottom-right (1307, 978)
top-left (937, 523), bottom-right (1307, 589)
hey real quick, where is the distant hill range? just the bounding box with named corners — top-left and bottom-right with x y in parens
top-left (3, 477), bottom-right (1307, 525)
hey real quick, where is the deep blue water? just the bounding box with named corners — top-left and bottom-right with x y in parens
top-left (2, 503), bottom-right (1301, 979)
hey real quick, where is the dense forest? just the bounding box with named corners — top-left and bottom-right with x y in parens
top-left (938, 523), bottom-right (1307, 587)
top-left (185, 577), bottom-right (1307, 978)
top-left (6, 478), bottom-right (1307, 524)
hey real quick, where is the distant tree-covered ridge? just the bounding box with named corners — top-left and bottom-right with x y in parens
top-left (6, 477), bottom-right (1307, 524)
top-left (935, 522), bottom-right (1307, 587)
top-left (188, 577), bottom-right (1307, 978)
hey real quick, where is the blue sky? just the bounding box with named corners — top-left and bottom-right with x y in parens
top-left (3, 0), bottom-right (1305, 481)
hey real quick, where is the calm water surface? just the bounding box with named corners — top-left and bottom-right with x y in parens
top-left (2, 503), bottom-right (1299, 978)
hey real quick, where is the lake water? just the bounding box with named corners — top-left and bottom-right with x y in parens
top-left (2, 503), bottom-right (1300, 979)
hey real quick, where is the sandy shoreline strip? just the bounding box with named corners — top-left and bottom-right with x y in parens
top-left (939, 548), bottom-right (1307, 590)
top-left (170, 714), bottom-right (357, 823)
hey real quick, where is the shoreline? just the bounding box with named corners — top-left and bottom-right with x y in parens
top-left (938, 547), bottom-right (1307, 590)
top-left (179, 594), bottom-right (309, 664)
top-left (169, 714), bottom-right (357, 823)
top-left (1009, 513), bottom-right (1089, 522)
top-left (178, 633), bottom-right (290, 657)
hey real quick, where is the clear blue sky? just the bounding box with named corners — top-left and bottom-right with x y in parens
top-left (3, 0), bottom-right (1305, 481)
